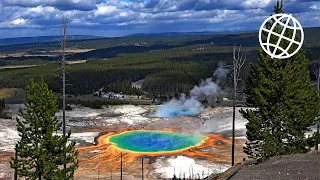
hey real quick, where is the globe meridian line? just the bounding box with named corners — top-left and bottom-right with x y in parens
top-left (259, 13), bottom-right (304, 59)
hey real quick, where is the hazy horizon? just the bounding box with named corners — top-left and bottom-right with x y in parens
top-left (0, 28), bottom-right (261, 39)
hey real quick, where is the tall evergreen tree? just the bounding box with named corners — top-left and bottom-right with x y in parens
top-left (240, 1), bottom-right (320, 159)
top-left (10, 79), bottom-right (78, 179)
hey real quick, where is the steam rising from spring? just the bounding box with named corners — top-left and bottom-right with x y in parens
top-left (214, 66), bottom-right (230, 84)
top-left (154, 95), bottom-right (204, 117)
top-left (154, 67), bottom-right (229, 117)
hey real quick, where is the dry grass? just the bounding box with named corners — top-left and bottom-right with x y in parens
top-left (0, 88), bottom-right (25, 102)
top-left (0, 49), bottom-right (95, 59)
top-left (0, 65), bottom-right (38, 69)
top-left (0, 91), bottom-right (11, 99)
top-left (50, 49), bottom-right (95, 53)
top-left (0, 53), bottom-right (26, 58)
top-left (66, 60), bottom-right (87, 64)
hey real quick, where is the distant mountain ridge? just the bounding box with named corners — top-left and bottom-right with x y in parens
top-left (0, 35), bottom-right (104, 46)
top-left (0, 27), bottom-right (319, 54)
top-left (127, 27), bottom-right (320, 37)
top-left (127, 30), bottom-right (257, 37)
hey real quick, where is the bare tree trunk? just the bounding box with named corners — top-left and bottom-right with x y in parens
top-left (232, 45), bottom-right (246, 166)
top-left (141, 158), bottom-right (144, 180)
top-left (316, 60), bottom-right (320, 151)
top-left (120, 152), bottom-right (123, 180)
top-left (14, 145), bottom-right (17, 180)
top-left (232, 79), bottom-right (236, 166)
top-left (60, 17), bottom-right (67, 175)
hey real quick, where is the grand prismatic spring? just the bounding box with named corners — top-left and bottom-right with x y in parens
top-left (109, 131), bottom-right (206, 153)
top-left (75, 129), bottom-right (240, 178)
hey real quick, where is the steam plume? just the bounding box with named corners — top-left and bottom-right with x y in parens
top-left (154, 67), bottom-right (229, 117)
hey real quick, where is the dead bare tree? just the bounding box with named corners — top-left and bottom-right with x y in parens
top-left (231, 45), bottom-right (246, 166)
top-left (316, 60), bottom-right (320, 152)
top-left (59, 17), bottom-right (68, 175)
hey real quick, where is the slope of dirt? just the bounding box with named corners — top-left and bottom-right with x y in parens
top-left (229, 152), bottom-right (320, 180)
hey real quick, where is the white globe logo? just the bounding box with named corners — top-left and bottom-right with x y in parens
top-left (259, 14), bottom-right (304, 59)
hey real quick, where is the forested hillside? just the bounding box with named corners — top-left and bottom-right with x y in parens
top-left (0, 28), bottom-right (319, 98)
top-left (0, 45), bottom-right (245, 96)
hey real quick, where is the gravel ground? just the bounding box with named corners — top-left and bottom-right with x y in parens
top-left (230, 152), bottom-right (320, 180)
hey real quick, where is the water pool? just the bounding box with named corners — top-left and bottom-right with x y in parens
top-left (109, 130), bottom-right (206, 153)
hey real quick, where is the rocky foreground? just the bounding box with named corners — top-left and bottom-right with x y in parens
top-left (224, 152), bottom-right (320, 180)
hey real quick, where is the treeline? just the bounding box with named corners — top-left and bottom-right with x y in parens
top-left (57, 98), bottom-right (126, 109)
top-left (0, 56), bottom-right (56, 66)
top-left (1, 42), bottom-right (317, 97)
top-left (0, 46), bottom-right (235, 96)
top-left (1, 56), bottom-right (56, 61)
top-left (104, 82), bottom-right (143, 95)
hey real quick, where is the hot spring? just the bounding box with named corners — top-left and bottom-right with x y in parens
top-left (108, 130), bottom-right (206, 153)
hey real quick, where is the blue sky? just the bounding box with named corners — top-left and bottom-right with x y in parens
top-left (0, 0), bottom-right (319, 38)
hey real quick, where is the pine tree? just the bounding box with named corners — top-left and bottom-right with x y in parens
top-left (240, 1), bottom-right (320, 159)
top-left (10, 78), bottom-right (78, 179)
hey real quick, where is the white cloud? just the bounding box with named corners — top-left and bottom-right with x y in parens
top-left (11, 18), bottom-right (25, 25)
top-left (94, 5), bottom-right (118, 17)
top-left (2, 0), bottom-right (104, 11)
top-left (119, 12), bottom-right (130, 18)
top-left (29, 6), bottom-right (55, 14)
top-left (311, 5), bottom-right (319, 10)
top-left (0, 0), bottom-right (318, 38)
top-left (241, 0), bottom-right (271, 9)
